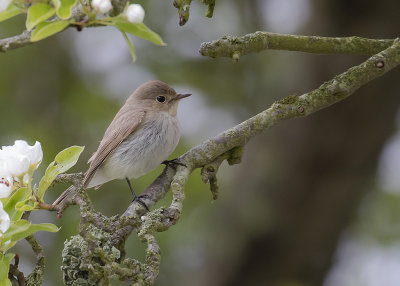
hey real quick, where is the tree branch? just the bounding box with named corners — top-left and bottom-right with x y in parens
top-left (0, 30), bottom-right (33, 53)
top-left (25, 235), bottom-right (45, 286)
top-left (53, 38), bottom-right (400, 284)
top-left (128, 37), bottom-right (400, 238)
top-left (199, 31), bottom-right (395, 60)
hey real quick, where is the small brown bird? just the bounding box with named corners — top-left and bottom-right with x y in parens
top-left (54, 80), bottom-right (191, 205)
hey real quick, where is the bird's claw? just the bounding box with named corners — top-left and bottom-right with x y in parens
top-left (133, 196), bottom-right (150, 211)
top-left (162, 158), bottom-right (186, 169)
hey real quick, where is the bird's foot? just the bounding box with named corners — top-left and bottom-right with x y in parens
top-left (162, 158), bottom-right (186, 169)
top-left (132, 195), bottom-right (150, 211)
top-left (126, 177), bottom-right (149, 211)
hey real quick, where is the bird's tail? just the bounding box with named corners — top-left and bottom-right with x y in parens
top-left (52, 185), bottom-right (76, 206)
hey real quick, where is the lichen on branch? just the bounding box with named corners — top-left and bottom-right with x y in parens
top-left (199, 31), bottom-right (395, 60)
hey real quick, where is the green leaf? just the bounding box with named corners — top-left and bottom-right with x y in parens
top-left (111, 18), bottom-right (166, 46)
top-left (3, 220), bottom-right (59, 242)
top-left (4, 187), bottom-right (31, 221)
top-left (37, 162), bottom-right (57, 200)
top-left (37, 146), bottom-right (84, 199)
top-left (3, 220), bottom-right (30, 241)
top-left (52, 0), bottom-right (78, 20)
top-left (0, 240), bottom-right (16, 253)
top-left (26, 3), bottom-right (56, 30)
top-left (54, 146), bottom-right (85, 173)
top-left (0, 4), bottom-right (24, 22)
top-left (122, 31), bottom-right (136, 62)
top-left (15, 199), bottom-right (37, 212)
top-left (31, 20), bottom-right (69, 42)
top-left (0, 253), bottom-right (14, 286)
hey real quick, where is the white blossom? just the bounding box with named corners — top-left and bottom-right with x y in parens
top-left (0, 140), bottom-right (43, 179)
top-left (0, 176), bottom-right (13, 198)
top-left (92, 0), bottom-right (112, 14)
top-left (126, 4), bottom-right (145, 24)
top-left (0, 202), bottom-right (10, 236)
top-left (0, 0), bottom-right (12, 13)
top-left (1, 151), bottom-right (30, 177)
top-left (2, 140), bottom-right (43, 167)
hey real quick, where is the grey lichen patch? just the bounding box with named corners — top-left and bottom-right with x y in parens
top-left (26, 264), bottom-right (45, 286)
top-left (327, 79), bottom-right (347, 96)
top-left (62, 225), bottom-right (122, 285)
top-left (138, 208), bottom-right (173, 237)
top-left (62, 235), bottom-right (94, 285)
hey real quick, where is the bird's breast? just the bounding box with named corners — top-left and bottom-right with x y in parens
top-left (104, 112), bottom-right (180, 179)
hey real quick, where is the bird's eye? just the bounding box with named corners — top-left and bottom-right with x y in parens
top-left (156, 96), bottom-right (166, 103)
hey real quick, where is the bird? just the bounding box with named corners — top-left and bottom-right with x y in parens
top-left (53, 80), bottom-right (191, 207)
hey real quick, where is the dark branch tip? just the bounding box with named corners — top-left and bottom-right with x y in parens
top-left (179, 16), bottom-right (187, 26)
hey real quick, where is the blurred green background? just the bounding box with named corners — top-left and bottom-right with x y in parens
top-left (1, 0), bottom-right (400, 285)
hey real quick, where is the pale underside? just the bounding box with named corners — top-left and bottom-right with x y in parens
top-left (86, 111), bottom-right (180, 188)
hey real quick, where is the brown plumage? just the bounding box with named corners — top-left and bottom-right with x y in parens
top-left (83, 109), bottom-right (146, 189)
top-left (53, 80), bottom-right (190, 206)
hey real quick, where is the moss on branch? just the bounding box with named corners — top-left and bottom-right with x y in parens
top-left (200, 31), bottom-right (395, 60)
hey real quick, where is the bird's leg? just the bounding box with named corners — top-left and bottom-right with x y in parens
top-left (162, 158), bottom-right (186, 169)
top-left (125, 177), bottom-right (149, 211)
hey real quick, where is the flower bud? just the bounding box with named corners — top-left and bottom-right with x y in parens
top-left (92, 0), bottom-right (113, 14)
top-left (126, 4), bottom-right (145, 24)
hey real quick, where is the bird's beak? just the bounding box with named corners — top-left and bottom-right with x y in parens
top-left (174, 93), bottom-right (191, 101)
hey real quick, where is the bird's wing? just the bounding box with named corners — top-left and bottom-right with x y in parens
top-left (83, 108), bottom-right (146, 188)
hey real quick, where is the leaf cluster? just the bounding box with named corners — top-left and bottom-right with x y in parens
top-left (0, 0), bottom-right (165, 61)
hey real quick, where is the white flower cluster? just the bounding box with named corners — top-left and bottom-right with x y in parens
top-left (126, 4), bottom-right (145, 24)
top-left (0, 0), bottom-right (12, 13)
top-left (92, 0), bottom-right (113, 14)
top-left (0, 140), bottom-right (43, 198)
